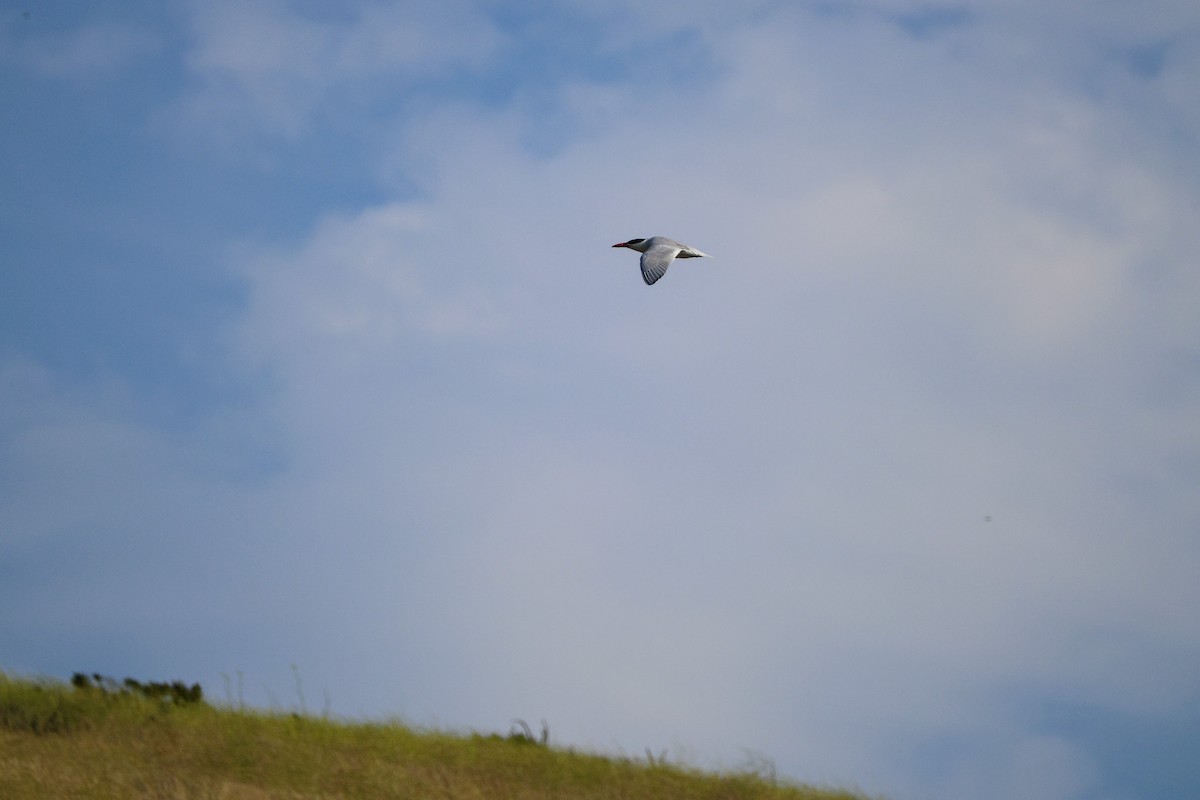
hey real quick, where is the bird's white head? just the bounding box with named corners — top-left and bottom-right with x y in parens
top-left (612, 238), bottom-right (649, 252)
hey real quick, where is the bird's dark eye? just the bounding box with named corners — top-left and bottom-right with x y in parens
top-left (627, 238), bottom-right (645, 245)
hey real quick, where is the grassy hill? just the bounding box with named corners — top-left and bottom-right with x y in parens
top-left (0, 672), bottom-right (872, 800)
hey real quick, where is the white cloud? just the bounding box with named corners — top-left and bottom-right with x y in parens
top-left (234, 203), bottom-right (508, 358)
top-left (175, 0), bottom-right (504, 139)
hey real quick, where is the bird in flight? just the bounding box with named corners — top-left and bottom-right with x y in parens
top-left (612, 236), bottom-right (709, 285)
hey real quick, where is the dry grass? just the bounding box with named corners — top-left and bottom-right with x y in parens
top-left (0, 673), bottom-right (872, 800)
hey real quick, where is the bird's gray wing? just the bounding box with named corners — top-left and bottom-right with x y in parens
top-left (640, 243), bottom-right (681, 285)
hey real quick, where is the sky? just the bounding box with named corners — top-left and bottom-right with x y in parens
top-left (2, 1), bottom-right (1199, 798)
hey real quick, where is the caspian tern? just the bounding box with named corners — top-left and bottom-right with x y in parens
top-left (612, 236), bottom-right (709, 285)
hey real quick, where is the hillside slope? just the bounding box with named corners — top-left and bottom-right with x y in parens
top-left (0, 673), bottom-right (872, 800)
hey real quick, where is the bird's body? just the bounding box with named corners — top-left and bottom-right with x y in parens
top-left (612, 236), bottom-right (709, 285)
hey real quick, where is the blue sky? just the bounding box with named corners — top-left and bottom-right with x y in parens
top-left (2, 2), bottom-right (1199, 799)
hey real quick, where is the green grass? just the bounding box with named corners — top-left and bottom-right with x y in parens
top-left (0, 672), bottom-right (874, 800)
